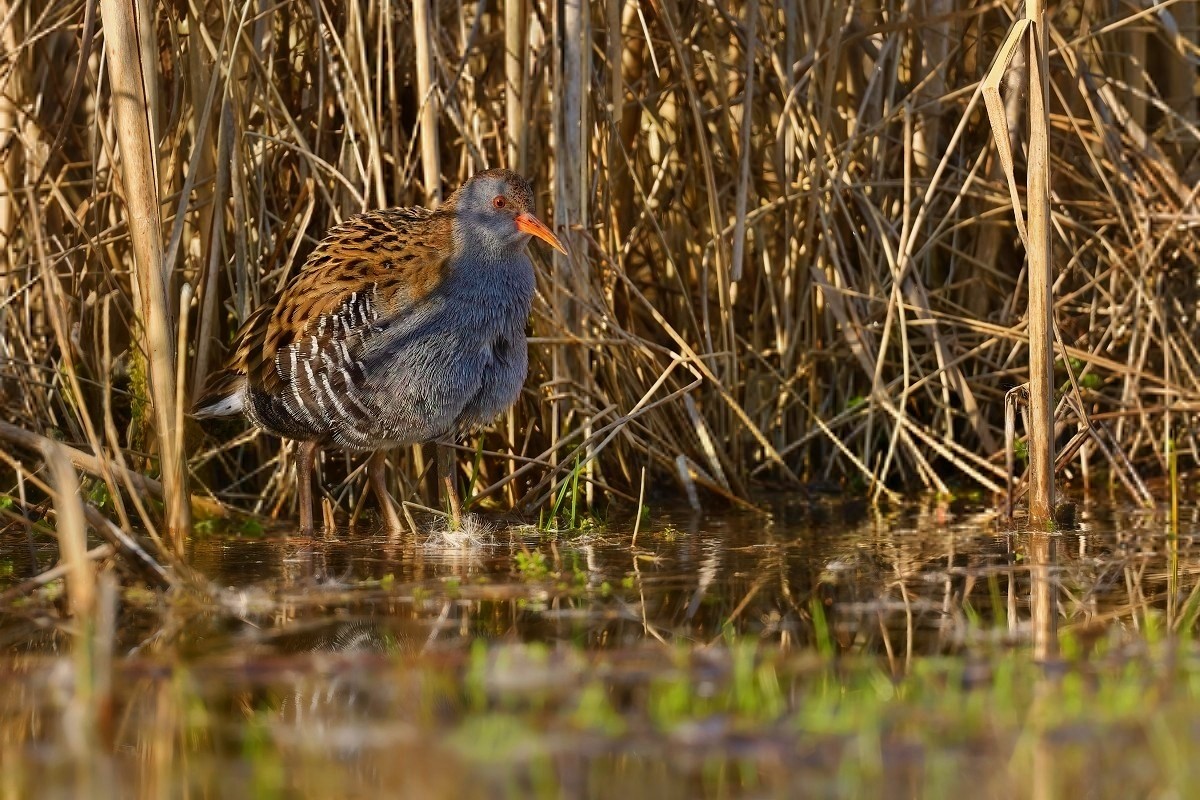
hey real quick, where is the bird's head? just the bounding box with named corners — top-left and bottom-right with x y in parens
top-left (449, 169), bottom-right (567, 258)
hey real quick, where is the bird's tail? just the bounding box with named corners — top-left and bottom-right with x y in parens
top-left (192, 371), bottom-right (247, 418)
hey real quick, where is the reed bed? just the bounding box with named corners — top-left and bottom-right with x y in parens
top-left (0, 0), bottom-right (1198, 535)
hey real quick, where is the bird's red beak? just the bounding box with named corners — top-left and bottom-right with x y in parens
top-left (515, 212), bottom-right (568, 255)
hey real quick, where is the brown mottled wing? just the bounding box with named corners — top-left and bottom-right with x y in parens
top-left (196, 207), bottom-right (453, 429)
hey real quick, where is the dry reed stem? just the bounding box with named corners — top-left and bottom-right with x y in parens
top-left (412, 0), bottom-right (441, 202)
top-left (1026, 0), bottom-right (1056, 522)
top-left (98, 0), bottom-right (190, 540)
top-left (504, 0), bottom-right (527, 174)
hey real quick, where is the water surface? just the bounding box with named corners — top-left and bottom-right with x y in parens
top-left (2, 499), bottom-right (1199, 798)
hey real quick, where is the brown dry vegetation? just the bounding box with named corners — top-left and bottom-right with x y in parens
top-left (1, 0), bottom-right (1198, 535)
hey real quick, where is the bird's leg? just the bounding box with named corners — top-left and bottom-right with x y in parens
top-left (367, 450), bottom-right (405, 533)
top-left (296, 440), bottom-right (319, 535)
top-left (436, 442), bottom-right (464, 529)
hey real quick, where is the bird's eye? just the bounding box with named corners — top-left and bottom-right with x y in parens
top-left (492, 196), bottom-right (507, 210)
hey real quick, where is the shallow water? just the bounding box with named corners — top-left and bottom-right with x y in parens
top-left (3, 498), bottom-right (1200, 798)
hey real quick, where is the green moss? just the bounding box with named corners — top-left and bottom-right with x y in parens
top-left (126, 334), bottom-right (151, 456)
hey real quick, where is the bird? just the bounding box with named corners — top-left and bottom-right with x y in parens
top-left (193, 169), bottom-right (566, 533)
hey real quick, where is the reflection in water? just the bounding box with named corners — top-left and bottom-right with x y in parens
top-left (4, 503), bottom-right (1172, 660)
top-left (1027, 532), bottom-right (1059, 662)
top-left (1025, 531), bottom-right (1059, 800)
top-left (1, 501), bottom-right (1198, 798)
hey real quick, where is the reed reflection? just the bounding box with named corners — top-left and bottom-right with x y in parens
top-left (1026, 532), bottom-right (1059, 662)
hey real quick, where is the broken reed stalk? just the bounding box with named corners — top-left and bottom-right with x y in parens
top-left (99, 0), bottom-right (191, 543)
top-left (1025, 0), bottom-right (1055, 525)
top-left (47, 442), bottom-right (93, 619)
top-left (983, 4), bottom-right (1060, 523)
top-left (43, 440), bottom-right (122, 758)
top-left (45, 441), bottom-right (100, 757)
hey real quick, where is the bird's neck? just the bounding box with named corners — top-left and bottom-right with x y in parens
top-left (452, 204), bottom-right (528, 254)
